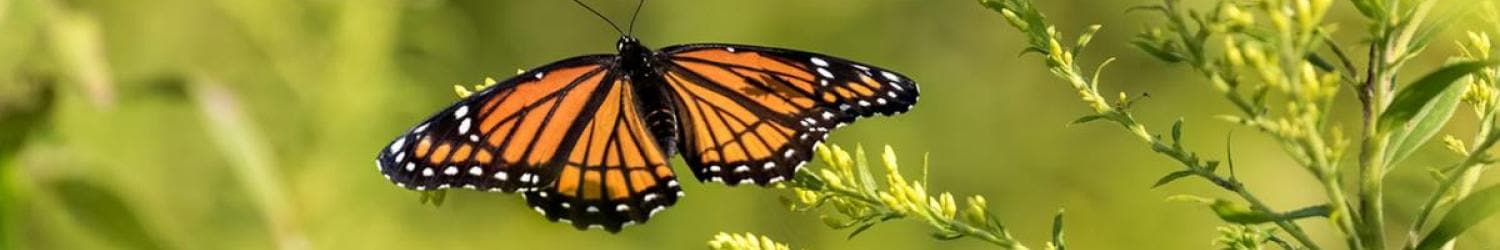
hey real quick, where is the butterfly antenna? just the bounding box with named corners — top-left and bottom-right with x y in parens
top-left (627, 0), bottom-right (646, 35)
top-left (572, 0), bottom-right (624, 35)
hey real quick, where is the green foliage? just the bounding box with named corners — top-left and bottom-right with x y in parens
top-left (47, 178), bottom-right (164, 250)
top-left (983, 0), bottom-right (1500, 249)
top-left (1417, 184), bottom-right (1500, 250)
top-left (1379, 61), bottom-right (1498, 133)
top-left (1214, 225), bottom-right (1284, 250)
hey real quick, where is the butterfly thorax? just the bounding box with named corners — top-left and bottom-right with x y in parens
top-left (617, 36), bottom-right (681, 157)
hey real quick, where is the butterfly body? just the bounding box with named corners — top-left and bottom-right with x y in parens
top-left (376, 35), bottom-right (918, 232)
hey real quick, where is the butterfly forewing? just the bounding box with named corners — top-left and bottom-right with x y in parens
top-left (659, 44), bottom-right (919, 186)
top-left (378, 55), bottom-right (613, 192)
top-left (376, 55), bottom-right (684, 232)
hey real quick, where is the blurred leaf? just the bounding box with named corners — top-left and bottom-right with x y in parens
top-left (1379, 61), bottom-right (1499, 132)
top-left (1349, 0), bottom-right (1385, 19)
top-left (1416, 184), bottom-right (1500, 250)
top-left (1152, 170), bottom-right (1194, 188)
top-left (1170, 118), bottom-right (1184, 143)
top-left (1208, 199), bottom-right (1278, 224)
top-left (1067, 115), bottom-right (1107, 126)
top-left (0, 83), bottom-right (54, 164)
top-left (48, 178), bottom-right (163, 250)
top-left (1050, 209), bottom-right (1066, 250)
top-left (1131, 40), bottom-right (1185, 63)
top-left (1384, 79), bottom-right (1467, 168)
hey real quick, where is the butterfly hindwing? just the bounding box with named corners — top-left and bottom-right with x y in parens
top-left (522, 73), bottom-right (683, 231)
top-left (659, 44), bottom-right (919, 186)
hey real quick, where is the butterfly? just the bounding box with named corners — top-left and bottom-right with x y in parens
top-left (374, 0), bottom-right (918, 232)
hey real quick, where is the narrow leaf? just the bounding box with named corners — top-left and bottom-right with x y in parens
top-left (1209, 200), bottom-right (1279, 224)
top-left (1385, 81), bottom-right (1468, 167)
top-left (847, 222), bottom-right (880, 239)
top-left (1171, 118), bottom-right (1184, 143)
top-left (1379, 61), bottom-right (1499, 132)
top-left (1131, 40), bottom-right (1185, 63)
top-left (1051, 209), bottom-right (1067, 250)
top-left (1153, 170), bottom-right (1195, 188)
top-left (1416, 184), bottom-right (1500, 250)
top-left (1068, 115), bottom-right (1107, 126)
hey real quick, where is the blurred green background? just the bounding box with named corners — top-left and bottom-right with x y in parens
top-left (1, 0), bottom-right (1497, 249)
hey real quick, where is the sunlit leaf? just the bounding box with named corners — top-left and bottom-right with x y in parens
top-left (1384, 80), bottom-right (1468, 168)
top-left (1153, 170), bottom-right (1195, 188)
top-left (1379, 61), bottom-right (1499, 132)
top-left (1050, 209), bottom-right (1067, 250)
top-left (1416, 184), bottom-right (1500, 250)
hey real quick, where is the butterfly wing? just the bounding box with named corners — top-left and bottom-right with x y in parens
top-left (521, 72), bottom-right (682, 232)
top-left (375, 55), bottom-right (682, 232)
top-left (659, 44), bottom-right (919, 186)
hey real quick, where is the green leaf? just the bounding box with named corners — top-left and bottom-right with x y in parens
top-left (1416, 184), bottom-right (1500, 250)
top-left (1068, 115), bottom-right (1107, 126)
top-left (930, 232), bottom-right (965, 241)
top-left (1051, 209), bottom-right (1067, 250)
top-left (847, 222), bottom-right (879, 239)
top-left (1209, 199), bottom-right (1279, 224)
top-left (1384, 80), bottom-right (1468, 168)
top-left (0, 84), bottom-right (54, 165)
top-left (49, 178), bottom-right (165, 250)
top-left (1170, 118), bottom-right (1184, 143)
top-left (1379, 61), bottom-right (1499, 132)
top-left (1131, 40), bottom-right (1185, 63)
top-left (1152, 170), bottom-right (1195, 188)
top-left (1348, 0), bottom-right (1384, 19)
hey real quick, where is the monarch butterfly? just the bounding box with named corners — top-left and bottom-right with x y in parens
top-left (374, 0), bottom-right (918, 232)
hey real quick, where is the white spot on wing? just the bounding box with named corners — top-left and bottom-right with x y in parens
top-left (494, 171), bottom-right (509, 181)
top-left (810, 57), bottom-right (829, 67)
top-left (649, 207), bottom-right (666, 217)
top-left (816, 68), bottom-right (834, 78)
top-left (453, 105), bottom-right (469, 119)
top-left (422, 168), bottom-right (434, 176)
top-left (734, 165), bottom-right (750, 173)
top-left (405, 162), bottom-right (416, 171)
top-left (389, 137), bottom-right (406, 153)
top-left (763, 162), bottom-right (776, 170)
top-left (458, 118), bottom-right (472, 134)
top-left (468, 166), bottom-right (483, 176)
top-left (881, 71), bottom-right (901, 81)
